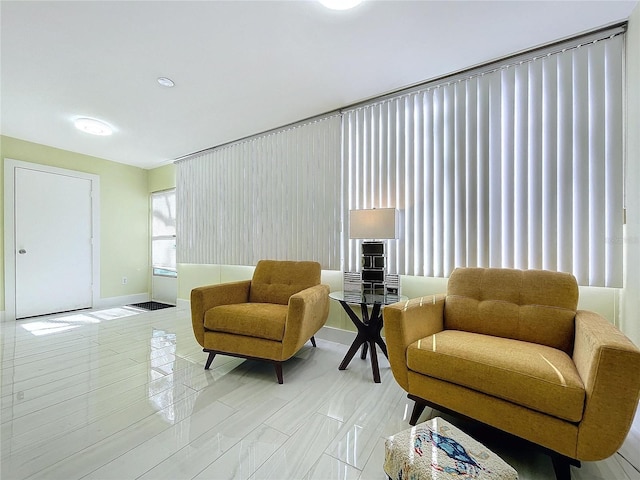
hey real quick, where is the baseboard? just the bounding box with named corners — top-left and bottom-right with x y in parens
top-left (94, 293), bottom-right (150, 310)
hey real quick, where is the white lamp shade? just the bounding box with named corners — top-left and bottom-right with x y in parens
top-left (349, 208), bottom-right (398, 239)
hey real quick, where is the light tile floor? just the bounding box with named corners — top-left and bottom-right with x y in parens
top-left (1, 305), bottom-right (638, 479)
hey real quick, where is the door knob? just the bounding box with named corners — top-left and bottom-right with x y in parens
top-left (18, 249), bottom-right (26, 254)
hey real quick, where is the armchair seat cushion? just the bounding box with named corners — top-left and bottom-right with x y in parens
top-left (205, 303), bottom-right (287, 341)
top-left (407, 330), bottom-right (586, 422)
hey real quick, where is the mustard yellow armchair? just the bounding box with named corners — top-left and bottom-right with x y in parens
top-left (384, 267), bottom-right (640, 479)
top-left (190, 260), bottom-right (330, 384)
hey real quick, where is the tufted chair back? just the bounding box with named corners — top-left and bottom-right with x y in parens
top-left (444, 267), bottom-right (579, 354)
top-left (249, 260), bottom-right (322, 305)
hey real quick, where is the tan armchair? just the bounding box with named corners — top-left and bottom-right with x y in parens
top-left (190, 260), bottom-right (330, 384)
top-left (385, 267), bottom-right (640, 479)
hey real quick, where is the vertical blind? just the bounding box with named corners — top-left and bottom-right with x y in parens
top-left (343, 31), bottom-right (624, 287)
top-left (176, 114), bottom-right (342, 270)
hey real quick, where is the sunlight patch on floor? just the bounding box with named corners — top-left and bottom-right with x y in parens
top-left (19, 306), bottom-right (145, 336)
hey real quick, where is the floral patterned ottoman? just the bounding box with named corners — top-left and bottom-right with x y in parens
top-left (384, 417), bottom-right (518, 480)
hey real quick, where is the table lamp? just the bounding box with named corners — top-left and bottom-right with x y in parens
top-left (349, 208), bottom-right (398, 295)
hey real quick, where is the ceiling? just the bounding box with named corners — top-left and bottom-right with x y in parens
top-left (1, 0), bottom-right (637, 170)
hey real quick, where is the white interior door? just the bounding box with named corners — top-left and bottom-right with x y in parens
top-left (15, 167), bottom-right (93, 318)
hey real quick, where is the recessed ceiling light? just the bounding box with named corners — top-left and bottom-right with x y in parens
top-left (74, 117), bottom-right (113, 136)
top-left (157, 77), bottom-right (175, 88)
top-left (319, 0), bottom-right (364, 10)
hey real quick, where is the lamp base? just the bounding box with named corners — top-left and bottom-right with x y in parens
top-left (361, 241), bottom-right (386, 292)
top-left (343, 241), bottom-right (400, 299)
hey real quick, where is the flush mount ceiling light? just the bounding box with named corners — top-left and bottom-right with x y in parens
top-left (318, 0), bottom-right (364, 10)
top-left (74, 117), bottom-right (113, 136)
top-left (157, 76), bottom-right (175, 88)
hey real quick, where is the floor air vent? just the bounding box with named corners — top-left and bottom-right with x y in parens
top-left (128, 301), bottom-right (175, 311)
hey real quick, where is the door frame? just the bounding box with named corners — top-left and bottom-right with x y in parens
top-left (4, 159), bottom-right (101, 321)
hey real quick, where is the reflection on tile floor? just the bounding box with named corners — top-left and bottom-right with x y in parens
top-left (1, 306), bottom-right (638, 479)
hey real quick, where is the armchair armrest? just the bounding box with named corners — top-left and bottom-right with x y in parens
top-left (190, 280), bottom-right (251, 347)
top-left (282, 284), bottom-right (330, 359)
top-left (573, 309), bottom-right (640, 460)
top-left (384, 294), bottom-right (446, 391)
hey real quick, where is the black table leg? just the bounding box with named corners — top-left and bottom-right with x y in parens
top-left (360, 302), bottom-right (370, 359)
top-left (369, 338), bottom-right (380, 382)
top-left (337, 300), bottom-right (387, 383)
top-left (338, 330), bottom-right (368, 370)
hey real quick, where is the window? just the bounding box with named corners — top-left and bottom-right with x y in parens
top-left (151, 189), bottom-right (176, 277)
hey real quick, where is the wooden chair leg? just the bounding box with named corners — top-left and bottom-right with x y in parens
top-left (551, 454), bottom-right (579, 480)
top-left (274, 363), bottom-right (284, 384)
top-left (409, 397), bottom-right (427, 425)
top-left (310, 336), bottom-right (316, 347)
top-left (204, 350), bottom-right (216, 370)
